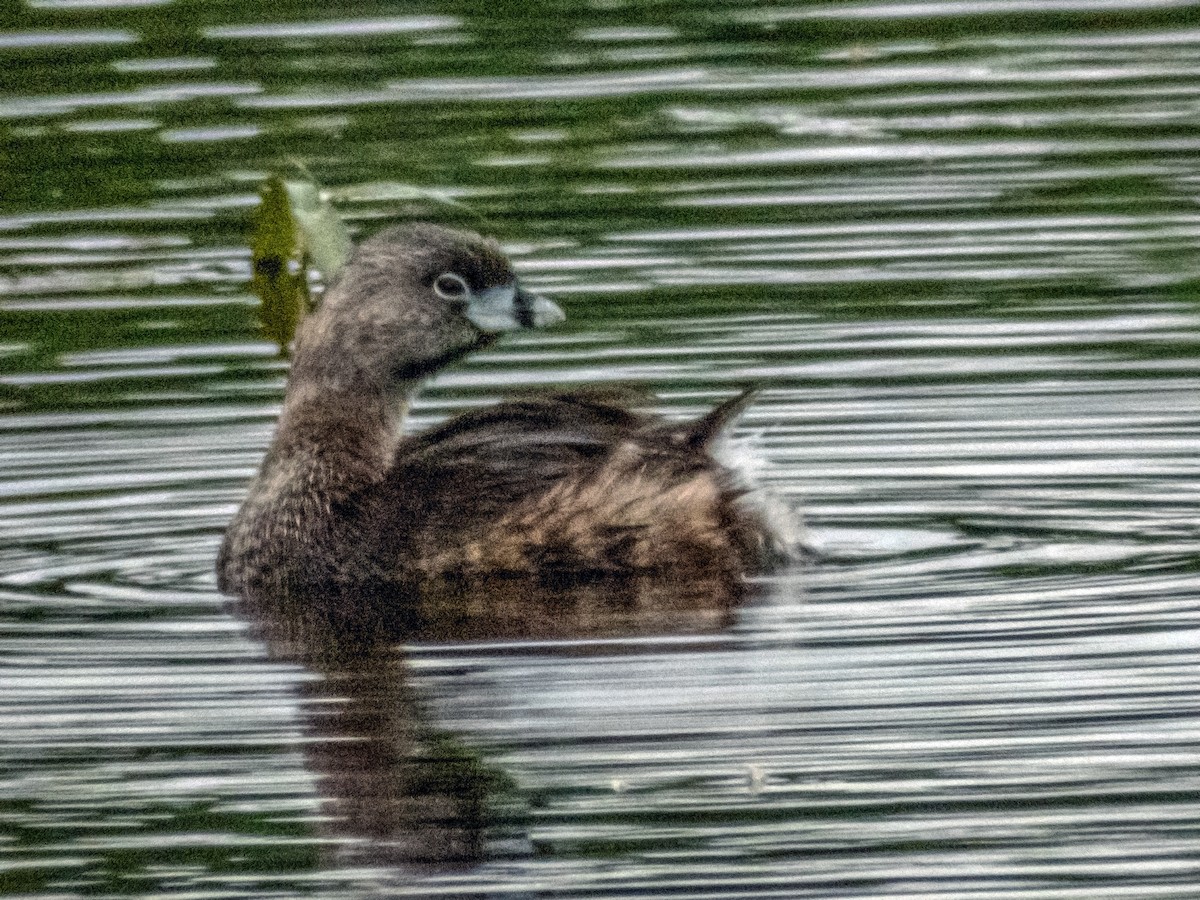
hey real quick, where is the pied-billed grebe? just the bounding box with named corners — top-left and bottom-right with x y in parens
top-left (218, 224), bottom-right (794, 620)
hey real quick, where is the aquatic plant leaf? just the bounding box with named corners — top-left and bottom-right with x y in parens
top-left (281, 177), bottom-right (353, 280)
top-left (250, 176), bottom-right (307, 355)
top-left (250, 175), bottom-right (353, 355)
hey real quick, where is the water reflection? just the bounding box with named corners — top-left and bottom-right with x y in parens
top-left (5, 0), bottom-right (1200, 896)
top-left (290, 639), bottom-right (500, 868)
top-left (241, 573), bottom-right (743, 868)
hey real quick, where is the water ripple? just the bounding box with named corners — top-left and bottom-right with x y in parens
top-left (3, 4), bottom-right (1200, 898)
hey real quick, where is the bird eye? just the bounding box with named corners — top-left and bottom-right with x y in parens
top-left (433, 272), bottom-right (470, 300)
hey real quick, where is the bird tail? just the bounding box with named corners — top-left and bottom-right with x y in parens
top-left (682, 387), bottom-right (759, 450)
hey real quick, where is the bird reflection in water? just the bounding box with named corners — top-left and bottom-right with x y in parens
top-left (239, 574), bottom-right (745, 868)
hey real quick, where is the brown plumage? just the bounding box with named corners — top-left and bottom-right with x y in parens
top-left (217, 224), bottom-right (793, 637)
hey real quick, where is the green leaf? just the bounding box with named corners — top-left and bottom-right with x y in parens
top-left (250, 174), bottom-right (353, 355)
top-left (281, 177), bottom-right (353, 280)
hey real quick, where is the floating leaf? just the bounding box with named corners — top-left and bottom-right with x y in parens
top-left (281, 177), bottom-right (353, 280)
top-left (250, 174), bottom-right (353, 355)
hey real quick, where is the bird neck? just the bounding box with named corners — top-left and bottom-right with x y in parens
top-left (262, 373), bottom-right (417, 500)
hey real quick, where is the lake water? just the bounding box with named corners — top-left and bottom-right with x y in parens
top-left (3, 1), bottom-right (1200, 897)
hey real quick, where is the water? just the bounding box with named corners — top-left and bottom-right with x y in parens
top-left (3, 1), bottom-right (1200, 897)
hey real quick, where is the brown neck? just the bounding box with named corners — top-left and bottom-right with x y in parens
top-left (262, 377), bottom-right (410, 501)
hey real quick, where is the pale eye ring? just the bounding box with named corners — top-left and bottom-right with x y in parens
top-left (433, 272), bottom-right (470, 300)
